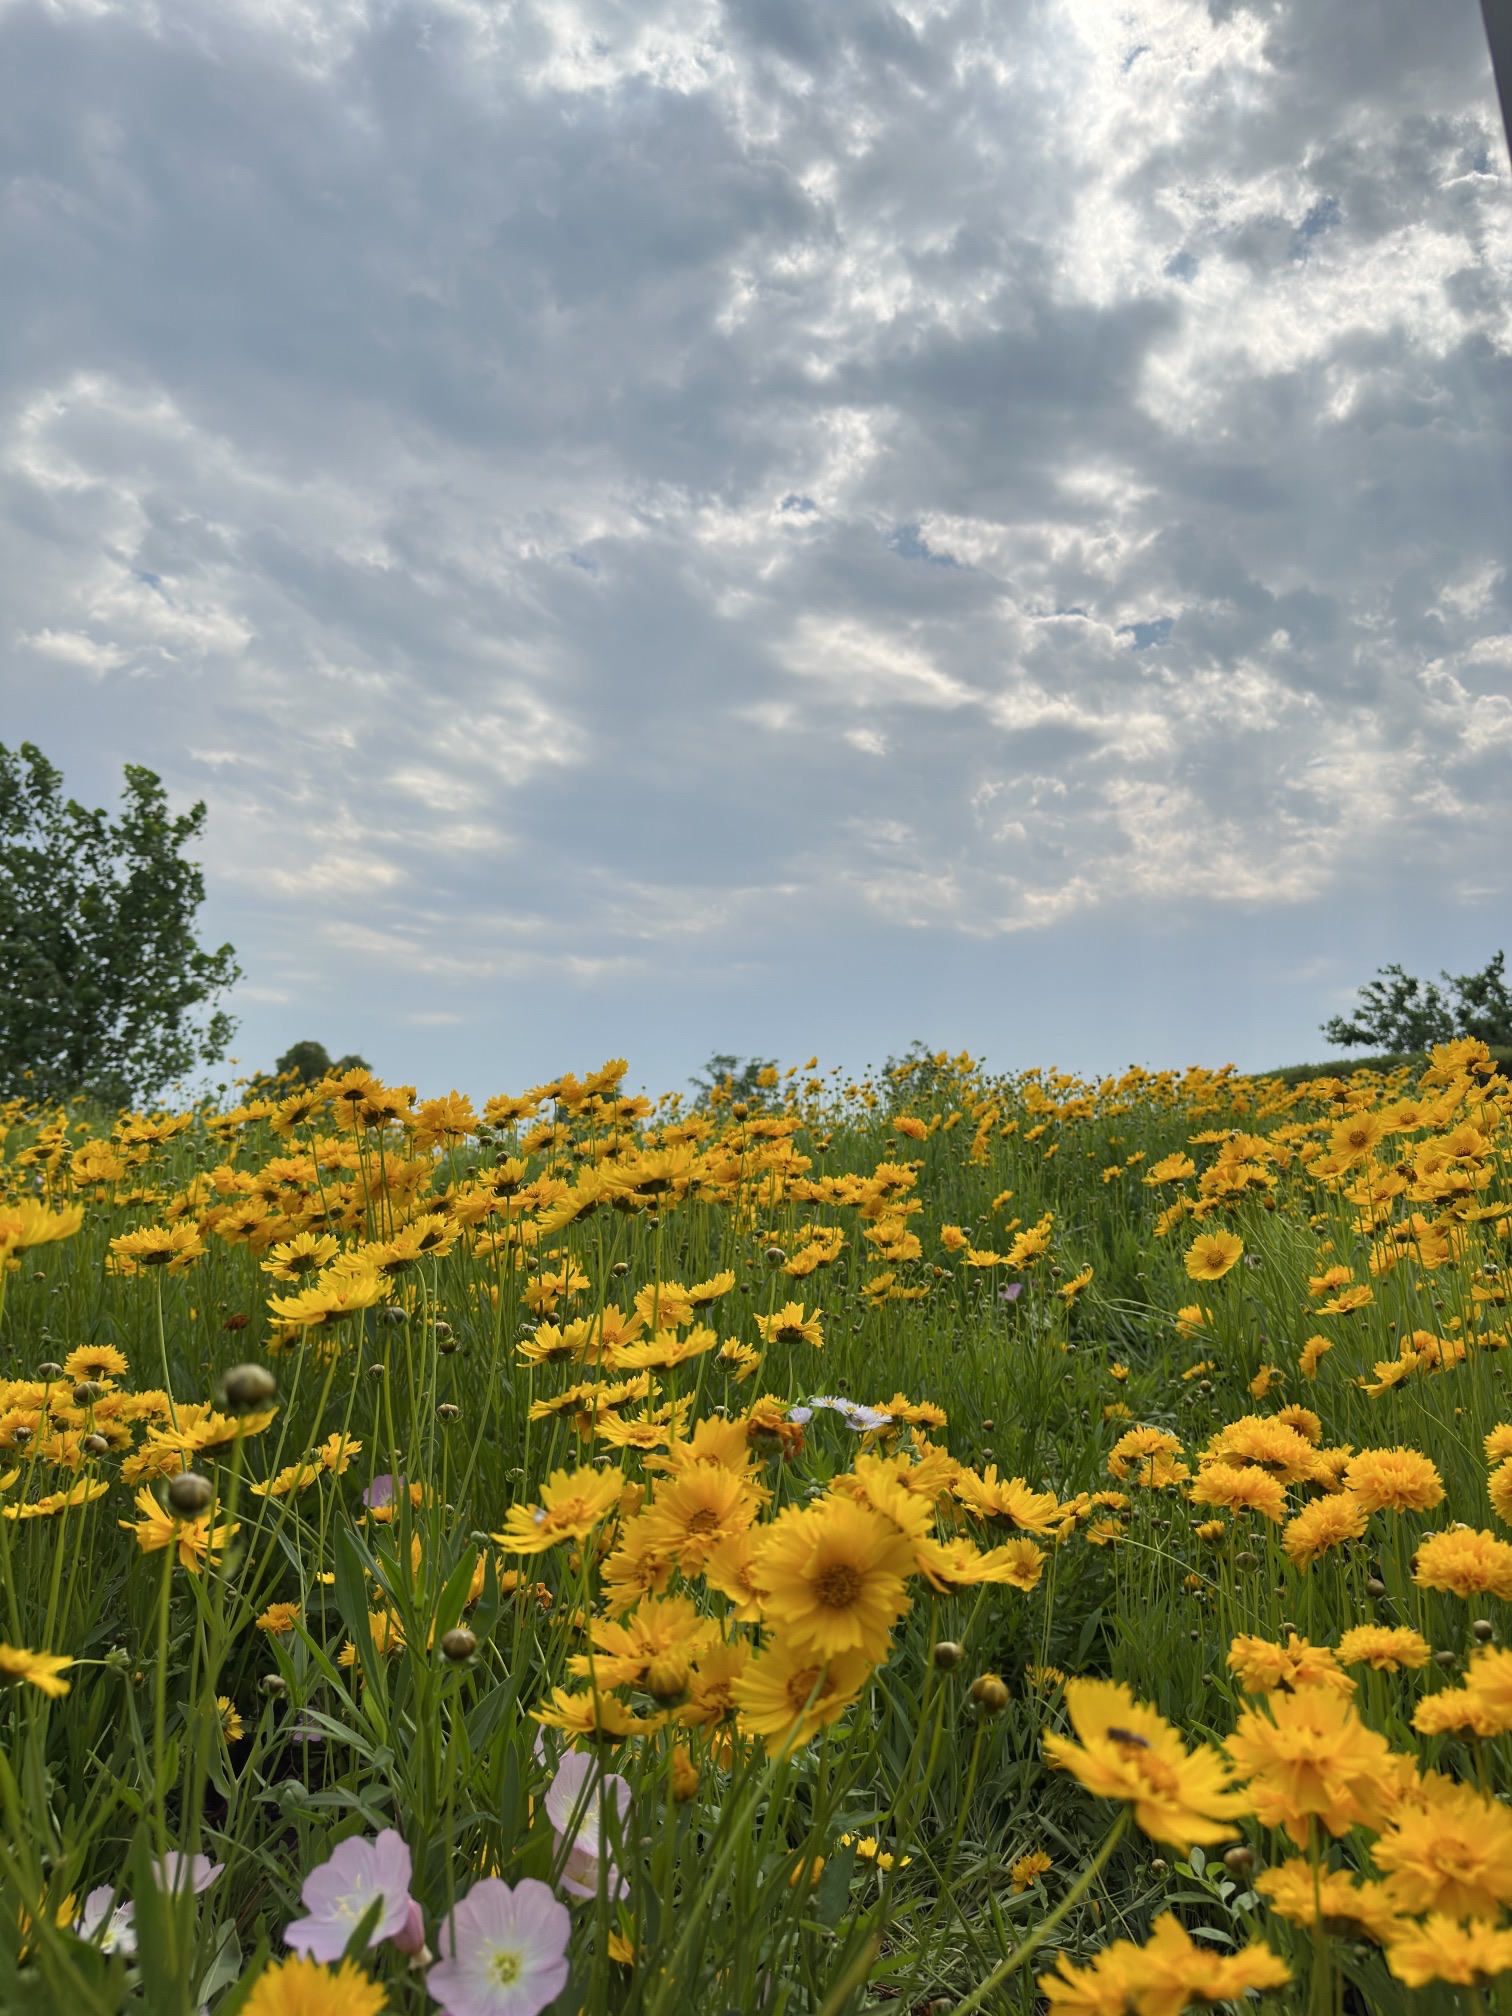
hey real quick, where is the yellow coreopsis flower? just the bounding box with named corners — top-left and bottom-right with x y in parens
top-left (0, 1644), bottom-right (73, 1697)
top-left (732, 1638), bottom-right (871, 1751)
top-left (1387, 1915), bottom-right (1512, 1989)
top-left (120, 1486), bottom-right (238, 1572)
top-left (1226, 1684), bottom-right (1394, 1846)
top-left (752, 1499), bottom-right (913, 1663)
top-left (951, 1466), bottom-right (1061, 1533)
top-left (1336, 1624), bottom-right (1431, 1674)
top-left (2, 1479), bottom-right (110, 1522)
top-left (107, 1223), bottom-right (205, 1276)
top-left (530, 1684), bottom-right (655, 1743)
top-left (1184, 1230), bottom-right (1242, 1281)
top-left (1282, 1493), bottom-right (1366, 1569)
top-left (60, 1343), bottom-right (129, 1382)
top-left (256, 1602), bottom-right (301, 1635)
top-left (1414, 1526), bottom-right (1512, 1598)
top-left (1344, 1446), bottom-right (1444, 1514)
top-left (241, 1955), bottom-right (389, 2016)
top-left (259, 1232), bottom-right (339, 1281)
top-left (1226, 1633), bottom-right (1353, 1698)
top-left (753, 1302), bottom-right (824, 1349)
top-left (1374, 1773), bottom-right (1512, 1919)
top-left (1257, 1862), bottom-right (1404, 1945)
top-left (266, 1258), bottom-right (392, 1327)
top-left (491, 1464), bottom-right (625, 1555)
top-left (0, 1199), bottom-right (84, 1256)
top-left (1043, 1678), bottom-right (1246, 1848)
top-left (1040, 1911), bottom-right (1289, 2015)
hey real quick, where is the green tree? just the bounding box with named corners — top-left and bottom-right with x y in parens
top-left (272, 1040), bottom-right (371, 1085)
top-left (0, 742), bottom-right (240, 1105)
top-left (689, 1052), bottom-right (779, 1106)
top-left (1444, 950), bottom-right (1512, 1046)
top-left (1322, 953), bottom-right (1512, 1052)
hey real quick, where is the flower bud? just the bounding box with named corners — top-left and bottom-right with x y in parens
top-left (1366, 1577), bottom-right (1387, 1598)
top-left (35, 1362), bottom-right (63, 1380)
top-left (72, 1380), bottom-right (104, 1405)
top-left (440, 1627), bottom-right (477, 1663)
top-left (436, 1402), bottom-right (460, 1422)
top-left (932, 1640), bottom-right (965, 1670)
top-left (1222, 1846), bottom-right (1253, 1876)
top-left (220, 1363), bottom-right (276, 1411)
top-left (82, 1432), bottom-right (110, 1457)
top-left (645, 1654), bottom-right (691, 1704)
top-left (671, 1748), bottom-right (700, 1802)
top-left (168, 1472), bottom-right (215, 1516)
top-left (261, 1672), bottom-right (288, 1696)
top-left (764, 1246), bottom-right (787, 1267)
top-left (1473, 1618), bottom-right (1495, 1644)
top-left (970, 1672), bottom-right (1009, 1714)
top-left (1435, 1650), bottom-right (1457, 1670)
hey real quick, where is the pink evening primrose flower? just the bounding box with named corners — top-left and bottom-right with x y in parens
top-left (152, 1853), bottom-right (223, 1895)
top-left (543, 1750), bottom-right (632, 1902)
top-left (285, 1828), bottom-right (422, 1962)
top-left (75, 1887), bottom-right (136, 1955)
top-left (427, 1878), bottom-right (570, 2016)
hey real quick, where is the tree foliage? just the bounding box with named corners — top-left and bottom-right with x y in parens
top-left (1322, 953), bottom-right (1512, 1051)
top-left (0, 742), bottom-right (240, 1104)
top-left (689, 1053), bottom-right (779, 1106)
top-left (272, 1040), bottom-right (371, 1085)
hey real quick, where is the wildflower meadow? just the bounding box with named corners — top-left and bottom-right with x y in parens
top-left (3, 1040), bottom-right (1512, 2014)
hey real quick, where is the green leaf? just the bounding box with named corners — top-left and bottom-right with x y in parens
top-left (813, 1843), bottom-right (857, 1927)
top-left (433, 1544), bottom-right (481, 1643)
top-left (125, 1833), bottom-right (196, 2016)
top-left (209, 1936), bottom-right (271, 2016)
top-left (195, 1921), bottom-right (243, 2005)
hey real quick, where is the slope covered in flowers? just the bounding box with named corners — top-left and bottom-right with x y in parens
top-left (0, 1040), bottom-right (1510, 2013)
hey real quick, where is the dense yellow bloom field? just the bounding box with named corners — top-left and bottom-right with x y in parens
top-left (1, 1038), bottom-right (1510, 2013)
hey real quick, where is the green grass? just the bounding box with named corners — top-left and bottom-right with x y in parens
top-left (0, 1049), bottom-right (1506, 2013)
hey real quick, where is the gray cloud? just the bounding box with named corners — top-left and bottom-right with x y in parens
top-left (1, 0), bottom-right (1509, 1089)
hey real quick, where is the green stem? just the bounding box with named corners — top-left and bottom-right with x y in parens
top-left (947, 1806), bottom-right (1130, 2016)
top-left (151, 1538), bottom-right (175, 1861)
top-left (156, 1271), bottom-right (180, 1430)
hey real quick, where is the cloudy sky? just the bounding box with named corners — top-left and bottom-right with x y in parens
top-left (3, 0), bottom-right (1510, 1097)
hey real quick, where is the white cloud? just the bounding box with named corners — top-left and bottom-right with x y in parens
top-left (0, 0), bottom-right (1508, 1086)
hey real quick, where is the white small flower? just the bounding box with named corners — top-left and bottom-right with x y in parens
top-left (807, 1395), bottom-right (893, 1432)
top-left (75, 1886), bottom-right (136, 1955)
top-left (427, 1877), bottom-right (571, 2016)
top-left (543, 1750), bottom-right (632, 1901)
top-left (152, 1852), bottom-right (222, 1895)
top-left (284, 1828), bottom-right (419, 1963)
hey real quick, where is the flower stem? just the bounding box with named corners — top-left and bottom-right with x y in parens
top-left (946, 1805), bottom-right (1130, 2016)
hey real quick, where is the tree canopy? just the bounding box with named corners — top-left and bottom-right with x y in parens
top-left (272, 1040), bottom-right (371, 1085)
top-left (0, 743), bottom-right (240, 1105)
top-left (1322, 953), bottom-right (1512, 1052)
